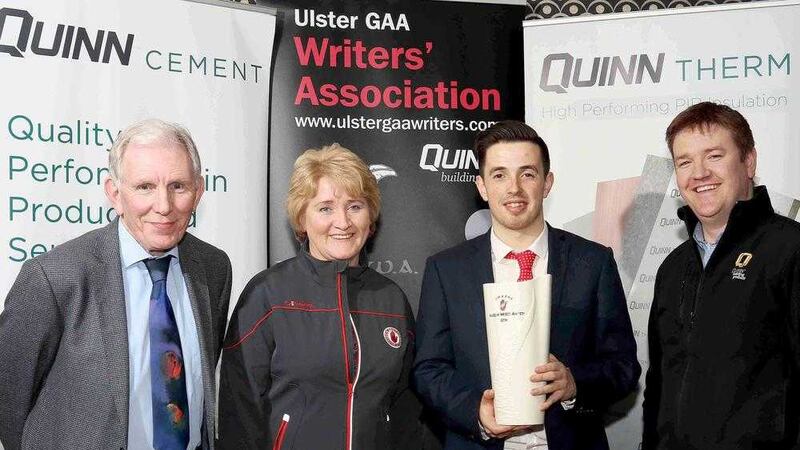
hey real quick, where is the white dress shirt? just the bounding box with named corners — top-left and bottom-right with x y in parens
top-left (118, 222), bottom-right (202, 450)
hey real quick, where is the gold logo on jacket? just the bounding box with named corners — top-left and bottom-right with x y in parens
top-left (731, 252), bottom-right (752, 280)
top-left (735, 253), bottom-right (753, 268)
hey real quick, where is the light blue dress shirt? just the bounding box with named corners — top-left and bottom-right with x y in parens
top-left (118, 222), bottom-right (202, 450)
top-left (693, 222), bottom-right (722, 268)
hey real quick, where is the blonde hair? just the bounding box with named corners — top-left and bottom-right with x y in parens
top-left (286, 144), bottom-right (381, 240)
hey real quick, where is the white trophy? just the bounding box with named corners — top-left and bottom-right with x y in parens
top-left (483, 275), bottom-right (551, 425)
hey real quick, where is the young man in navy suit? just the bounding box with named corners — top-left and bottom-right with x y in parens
top-left (413, 120), bottom-right (640, 450)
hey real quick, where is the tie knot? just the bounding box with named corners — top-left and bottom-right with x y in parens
top-left (504, 250), bottom-right (537, 281)
top-left (505, 250), bottom-right (536, 264)
top-left (144, 256), bottom-right (171, 283)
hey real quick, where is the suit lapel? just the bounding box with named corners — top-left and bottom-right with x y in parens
top-left (547, 226), bottom-right (569, 312)
top-left (465, 232), bottom-right (494, 360)
top-left (467, 232), bottom-right (494, 286)
top-left (546, 226), bottom-right (569, 355)
top-left (178, 237), bottom-right (215, 442)
top-left (91, 220), bottom-right (130, 427)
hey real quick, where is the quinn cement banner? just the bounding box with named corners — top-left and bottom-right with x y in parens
top-left (524, 1), bottom-right (799, 447)
top-left (0, 0), bottom-right (276, 313)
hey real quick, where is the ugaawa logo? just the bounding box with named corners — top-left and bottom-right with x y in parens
top-left (369, 164), bottom-right (397, 182)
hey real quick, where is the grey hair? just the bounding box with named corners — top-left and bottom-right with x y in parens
top-left (108, 118), bottom-right (202, 183)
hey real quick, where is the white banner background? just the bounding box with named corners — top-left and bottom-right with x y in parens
top-left (524, 2), bottom-right (799, 447)
top-left (0, 0), bottom-right (275, 316)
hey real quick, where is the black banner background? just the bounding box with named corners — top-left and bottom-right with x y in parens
top-left (260, 0), bottom-right (526, 314)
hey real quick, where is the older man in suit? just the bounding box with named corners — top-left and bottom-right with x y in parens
top-left (413, 121), bottom-right (640, 450)
top-left (0, 119), bottom-right (232, 450)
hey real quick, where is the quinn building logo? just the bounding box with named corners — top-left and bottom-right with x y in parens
top-left (0, 7), bottom-right (134, 65)
top-left (539, 52), bottom-right (665, 94)
top-left (419, 143), bottom-right (478, 183)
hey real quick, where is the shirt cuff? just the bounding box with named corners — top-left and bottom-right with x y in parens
top-left (478, 420), bottom-right (491, 440)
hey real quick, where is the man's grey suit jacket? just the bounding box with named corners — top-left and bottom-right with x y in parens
top-left (0, 219), bottom-right (232, 450)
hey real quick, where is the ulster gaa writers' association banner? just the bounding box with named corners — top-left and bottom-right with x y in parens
top-left (263, 0), bottom-right (527, 312)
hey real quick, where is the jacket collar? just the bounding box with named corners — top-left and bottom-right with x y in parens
top-left (297, 240), bottom-right (368, 286)
top-left (678, 185), bottom-right (774, 241)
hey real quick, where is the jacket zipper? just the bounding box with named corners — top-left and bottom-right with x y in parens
top-left (676, 250), bottom-right (705, 434)
top-left (272, 414), bottom-right (290, 450)
top-left (349, 314), bottom-right (362, 448)
top-left (688, 274), bottom-right (704, 333)
top-left (337, 273), bottom-right (357, 450)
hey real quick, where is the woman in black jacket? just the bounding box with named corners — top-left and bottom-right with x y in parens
top-left (218, 144), bottom-right (418, 450)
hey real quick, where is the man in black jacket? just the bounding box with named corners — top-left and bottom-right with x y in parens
top-left (643, 102), bottom-right (800, 449)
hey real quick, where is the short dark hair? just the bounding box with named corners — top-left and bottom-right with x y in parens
top-left (666, 102), bottom-right (755, 159)
top-left (474, 120), bottom-right (550, 175)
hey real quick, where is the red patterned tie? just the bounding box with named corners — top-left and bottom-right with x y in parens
top-left (505, 250), bottom-right (537, 281)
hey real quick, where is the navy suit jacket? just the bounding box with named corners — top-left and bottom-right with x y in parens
top-left (412, 227), bottom-right (640, 450)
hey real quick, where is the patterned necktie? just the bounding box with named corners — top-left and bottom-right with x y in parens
top-left (505, 250), bottom-right (537, 282)
top-left (145, 256), bottom-right (189, 450)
